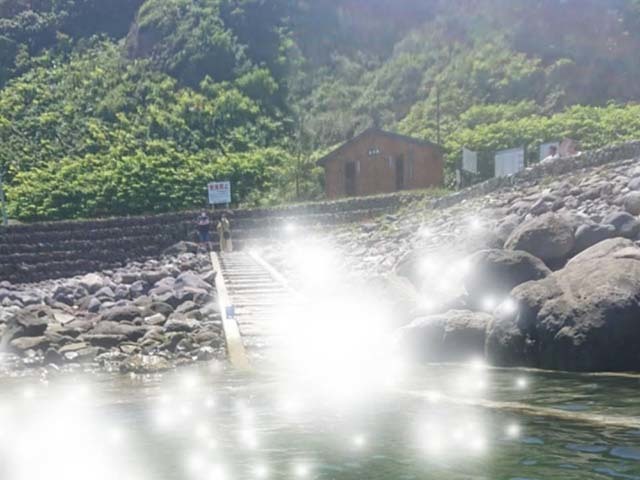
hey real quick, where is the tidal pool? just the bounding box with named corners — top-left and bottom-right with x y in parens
top-left (0, 363), bottom-right (638, 480)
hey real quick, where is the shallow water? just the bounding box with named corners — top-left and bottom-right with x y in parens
top-left (0, 363), bottom-right (638, 480)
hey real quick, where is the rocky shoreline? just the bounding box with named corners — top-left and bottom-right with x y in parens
top-left (5, 152), bottom-right (640, 375)
top-left (0, 242), bottom-right (226, 376)
top-left (274, 154), bottom-right (640, 372)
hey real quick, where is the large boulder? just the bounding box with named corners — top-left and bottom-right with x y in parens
top-left (395, 310), bottom-right (492, 362)
top-left (463, 249), bottom-right (551, 307)
top-left (504, 213), bottom-right (575, 266)
top-left (486, 238), bottom-right (640, 372)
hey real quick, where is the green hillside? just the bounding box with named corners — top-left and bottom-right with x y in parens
top-left (1, 0), bottom-right (640, 220)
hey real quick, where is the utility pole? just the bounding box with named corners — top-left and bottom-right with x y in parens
top-left (294, 115), bottom-right (305, 201)
top-left (0, 169), bottom-right (8, 227)
top-left (436, 85), bottom-right (441, 145)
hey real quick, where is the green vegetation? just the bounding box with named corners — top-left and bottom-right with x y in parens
top-left (2, 0), bottom-right (640, 221)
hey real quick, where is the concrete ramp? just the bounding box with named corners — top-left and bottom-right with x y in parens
top-left (212, 251), bottom-right (297, 368)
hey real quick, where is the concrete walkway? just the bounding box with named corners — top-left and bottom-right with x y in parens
top-left (212, 251), bottom-right (297, 369)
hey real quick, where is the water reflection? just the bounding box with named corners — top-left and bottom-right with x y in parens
top-left (0, 364), bottom-right (639, 480)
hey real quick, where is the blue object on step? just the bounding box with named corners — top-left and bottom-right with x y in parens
top-left (226, 305), bottom-right (235, 319)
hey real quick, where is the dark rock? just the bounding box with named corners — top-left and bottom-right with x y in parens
top-left (551, 198), bottom-right (565, 211)
top-left (164, 332), bottom-right (187, 352)
top-left (505, 213), bottom-right (575, 265)
top-left (91, 321), bottom-right (148, 341)
top-left (100, 305), bottom-right (142, 323)
top-left (83, 334), bottom-right (127, 348)
top-left (60, 320), bottom-right (92, 336)
top-left (579, 187), bottom-right (601, 201)
top-left (395, 310), bottom-right (492, 362)
top-left (601, 211), bottom-right (640, 239)
top-left (148, 301), bottom-right (174, 316)
top-left (486, 238), bottom-right (640, 371)
top-left (175, 301), bottom-right (200, 315)
top-left (463, 249), bottom-right (551, 307)
top-left (573, 224), bottom-right (616, 254)
top-left (164, 317), bottom-right (199, 333)
top-left (151, 290), bottom-right (183, 308)
top-left (53, 285), bottom-right (75, 305)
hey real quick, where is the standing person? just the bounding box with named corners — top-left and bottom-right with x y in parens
top-left (542, 145), bottom-right (559, 164)
top-left (217, 212), bottom-right (233, 253)
top-left (196, 211), bottom-right (211, 247)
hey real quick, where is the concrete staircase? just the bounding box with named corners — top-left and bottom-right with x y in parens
top-left (215, 251), bottom-right (298, 365)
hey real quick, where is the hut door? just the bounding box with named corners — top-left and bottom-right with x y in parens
top-left (345, 161), bottom-right (356, 196)
top-left (395, 156), bottom-right (405, 191)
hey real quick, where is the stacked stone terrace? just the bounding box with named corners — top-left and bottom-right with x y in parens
top-left (0, 193), bottom-right (421, 283)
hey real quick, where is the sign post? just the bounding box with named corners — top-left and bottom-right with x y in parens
top-left (208, 181), bottom-right (232, 207)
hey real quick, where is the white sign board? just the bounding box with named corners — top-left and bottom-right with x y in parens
top-left (208, 181), bottom-right (231, 205)
top-left (540, 142), bottom-right (560, 162)
top-left (462, 148), bottom-right (478, 174)
top-left (495, 147), bottom-right (525, 178)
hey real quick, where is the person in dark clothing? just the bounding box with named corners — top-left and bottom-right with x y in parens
top-left (196, 211), bottom-right (211, 245)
